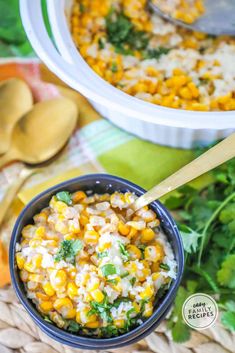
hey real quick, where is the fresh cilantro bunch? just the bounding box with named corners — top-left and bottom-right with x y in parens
top-left (166, 157), bottom-right (235, 341)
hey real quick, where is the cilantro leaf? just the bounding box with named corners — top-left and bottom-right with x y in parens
top-left (159, 263), bottom-right (170, 271)
top-left (179, 225), bottom-right (202, 254)
top-left (98, 251), bottom-right (108, 258)
top-left (221, 311), bottom-right (235, 332)
top-left (118, 241), bottom-right (130, 260)
top-left (143, 47), bottom-right (171, 60)
top-left (217, 255), bottom-right (235, 289)
top-left (130, 277), bottom-right (136, 286)
top-left (54, 240), bottom-right (83, 264)
top-left (101, 263), bottom-right (117, 277)
top-left (171, 320), bottom-right (191, 343)
top-left (106, 9), bottom-right (149, 55)
top-left (56, 191), bottom-right (72, 205)
top-left (67, 320), bottom-right (80, 332)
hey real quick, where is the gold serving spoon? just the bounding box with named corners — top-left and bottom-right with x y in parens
top-left (0, 78), bottom-right (33, 154)
top-left (0, 97), bottom-right (78, 226)
top-left (133, 133), bottom-right (235, 211)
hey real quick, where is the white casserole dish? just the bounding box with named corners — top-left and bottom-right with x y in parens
top-left (20, 0), bottom-right (235, 148)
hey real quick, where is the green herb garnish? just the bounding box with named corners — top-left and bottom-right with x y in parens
top-left (159, 263), bottom-right (170, 271)
top-left (118, 241), bottom-right (130, 260)
top-left (111, 62), bottom-right (118, 72)
top-left (89, 295), bottom-right (113, 323)
top-left (98, 37), bottom-right (105, 49)
top-left (130, 277), bottom-right (136, 286)
top-left (120, 271), bottom-right (129, 278)
top-left (79, 3), bottom-right (85, 13)
top-left (107, 278), bottom-right (118, 285)
top-left (56, 191), bottom-right (72, 205)
top-left (98, 251), bottom-right (108, 258)
top-left (143, 47), bottom-right (171, 60)
top-left (54, 240), bottom-right (83, 264)
top-left (101, 263), bottom-right (117, 277)
top-left (105, 9), bottom-right (149, 55)
top-left (67, 320), bottom-right (80, 332)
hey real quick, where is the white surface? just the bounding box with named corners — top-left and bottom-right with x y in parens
top-left (20, 0), bottom-right (235, 148)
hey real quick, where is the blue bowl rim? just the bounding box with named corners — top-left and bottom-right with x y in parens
top-left (9, 173), bottom-right (184, 348)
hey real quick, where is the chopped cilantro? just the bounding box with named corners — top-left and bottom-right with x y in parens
top-left (98, 251), bottom-right (108, 258)
top-left (101, 263), bottom-right (117, 277)
top-left (54, 239), bottom-right (83, 264)
top-left (79, 3), bottom-right (85, 13)
top-left (89, 295), bottom-right (113, 323)
top-left (118, 241), bottom-right (130, 260)
top-left (98, 37), bottom-right (105, 49)
top-left (105, 9), bottom-right (149, 55)
top-left (130, 277), bottom-right (136, 286)
top-left (111, 62), bottom-right (118, 72)
top-left (107, 278), bottom-right (118, 285)
top-left (120, 271), bottom-right (129, 278)
top-left (44, 315), bottom-right (52, 323)
top-left (56, 191), bottom-right (72, 205)
top-left (143, 47), bottom-right (171, 60)
top-left (159, 263), bottom-right (170, 271)
top-left (67, 320), bottom-right (80, 332)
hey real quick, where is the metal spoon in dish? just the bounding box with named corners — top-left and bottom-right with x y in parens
top-left (0, 78), bottom-right (33, 154)
top-left (133, 133), bottom-right (235, 211)
top-left (149, 0), bottom-right (235, 35)
top-left (0, 97), bottom-right (78, 226)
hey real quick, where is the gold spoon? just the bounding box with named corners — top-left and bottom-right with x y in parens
top-left (133, 133), bottom-right (235, 211)
top-left (0, 97), bottom-right (78, 226)
top-left (0, 78), bottom-right (33, 154)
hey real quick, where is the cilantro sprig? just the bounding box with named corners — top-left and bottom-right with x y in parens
top-left (56, 191), bottom-right (72, 205)
top-left (54, 240), bottom-right (83, 264)
top-left (166, 156), bottom-right (235, 342)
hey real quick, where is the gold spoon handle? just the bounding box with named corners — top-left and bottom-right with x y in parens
top-left (0, 167), bottom-right (36, 227)
top-left (134, 133), bottom-right (235, 211)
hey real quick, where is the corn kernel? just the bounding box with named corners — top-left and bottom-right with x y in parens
top-left (43, 282), bottom-right (55, 297)
top-left (85, 321), bottom-right (100, 328)
top-left (24, 262), bottom-right (35, 273)
top-left (39, 301), bottom-right (53, 313)
top-left (84, 230), bottom-right (99, 244)
top-left (67, 282), bottom-right (78, 299)
top-left (127, 245), bottom-right (141, 260)
top-left (141, 228), bottom-right (155, 243)
top-left (91, 289), bottom-right (104, 303)
top-left (72, 191), bottom-right (86, 203)
top-left (145, 244), bottom-right (164, 262)
top-left (118, 221), bottom-right (130, 236)
top-left (54, 297), bottom-right (73, 311)
top-left (140, 285), bottom-right (154, 299)
top-left (143, 302), bottom-right (153, 317)
top-left (16, 253), bottom-right (25, 270)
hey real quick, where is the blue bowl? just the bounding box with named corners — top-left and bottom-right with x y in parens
top-left (10, 174), bottom-right (184, 349)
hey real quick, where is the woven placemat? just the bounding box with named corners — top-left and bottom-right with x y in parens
top-left (0, 287), bottom-right (234, 353)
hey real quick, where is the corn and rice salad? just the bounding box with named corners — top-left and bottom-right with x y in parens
top-left (71, 0), bottom-right (235, 111)
top-left (153, 0), bottom-right (205, 24)
top-left (16, 190), bottom-right (176, 337)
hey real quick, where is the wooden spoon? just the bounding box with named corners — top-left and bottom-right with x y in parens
top-left (0, 78), bottom-right (33, 154)
top-left (133, 133), bottom-right (235, 211)
top-left (0, 97), bottom-right (78, 227)
top-left (0, 98), bottom-right (78, 169)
